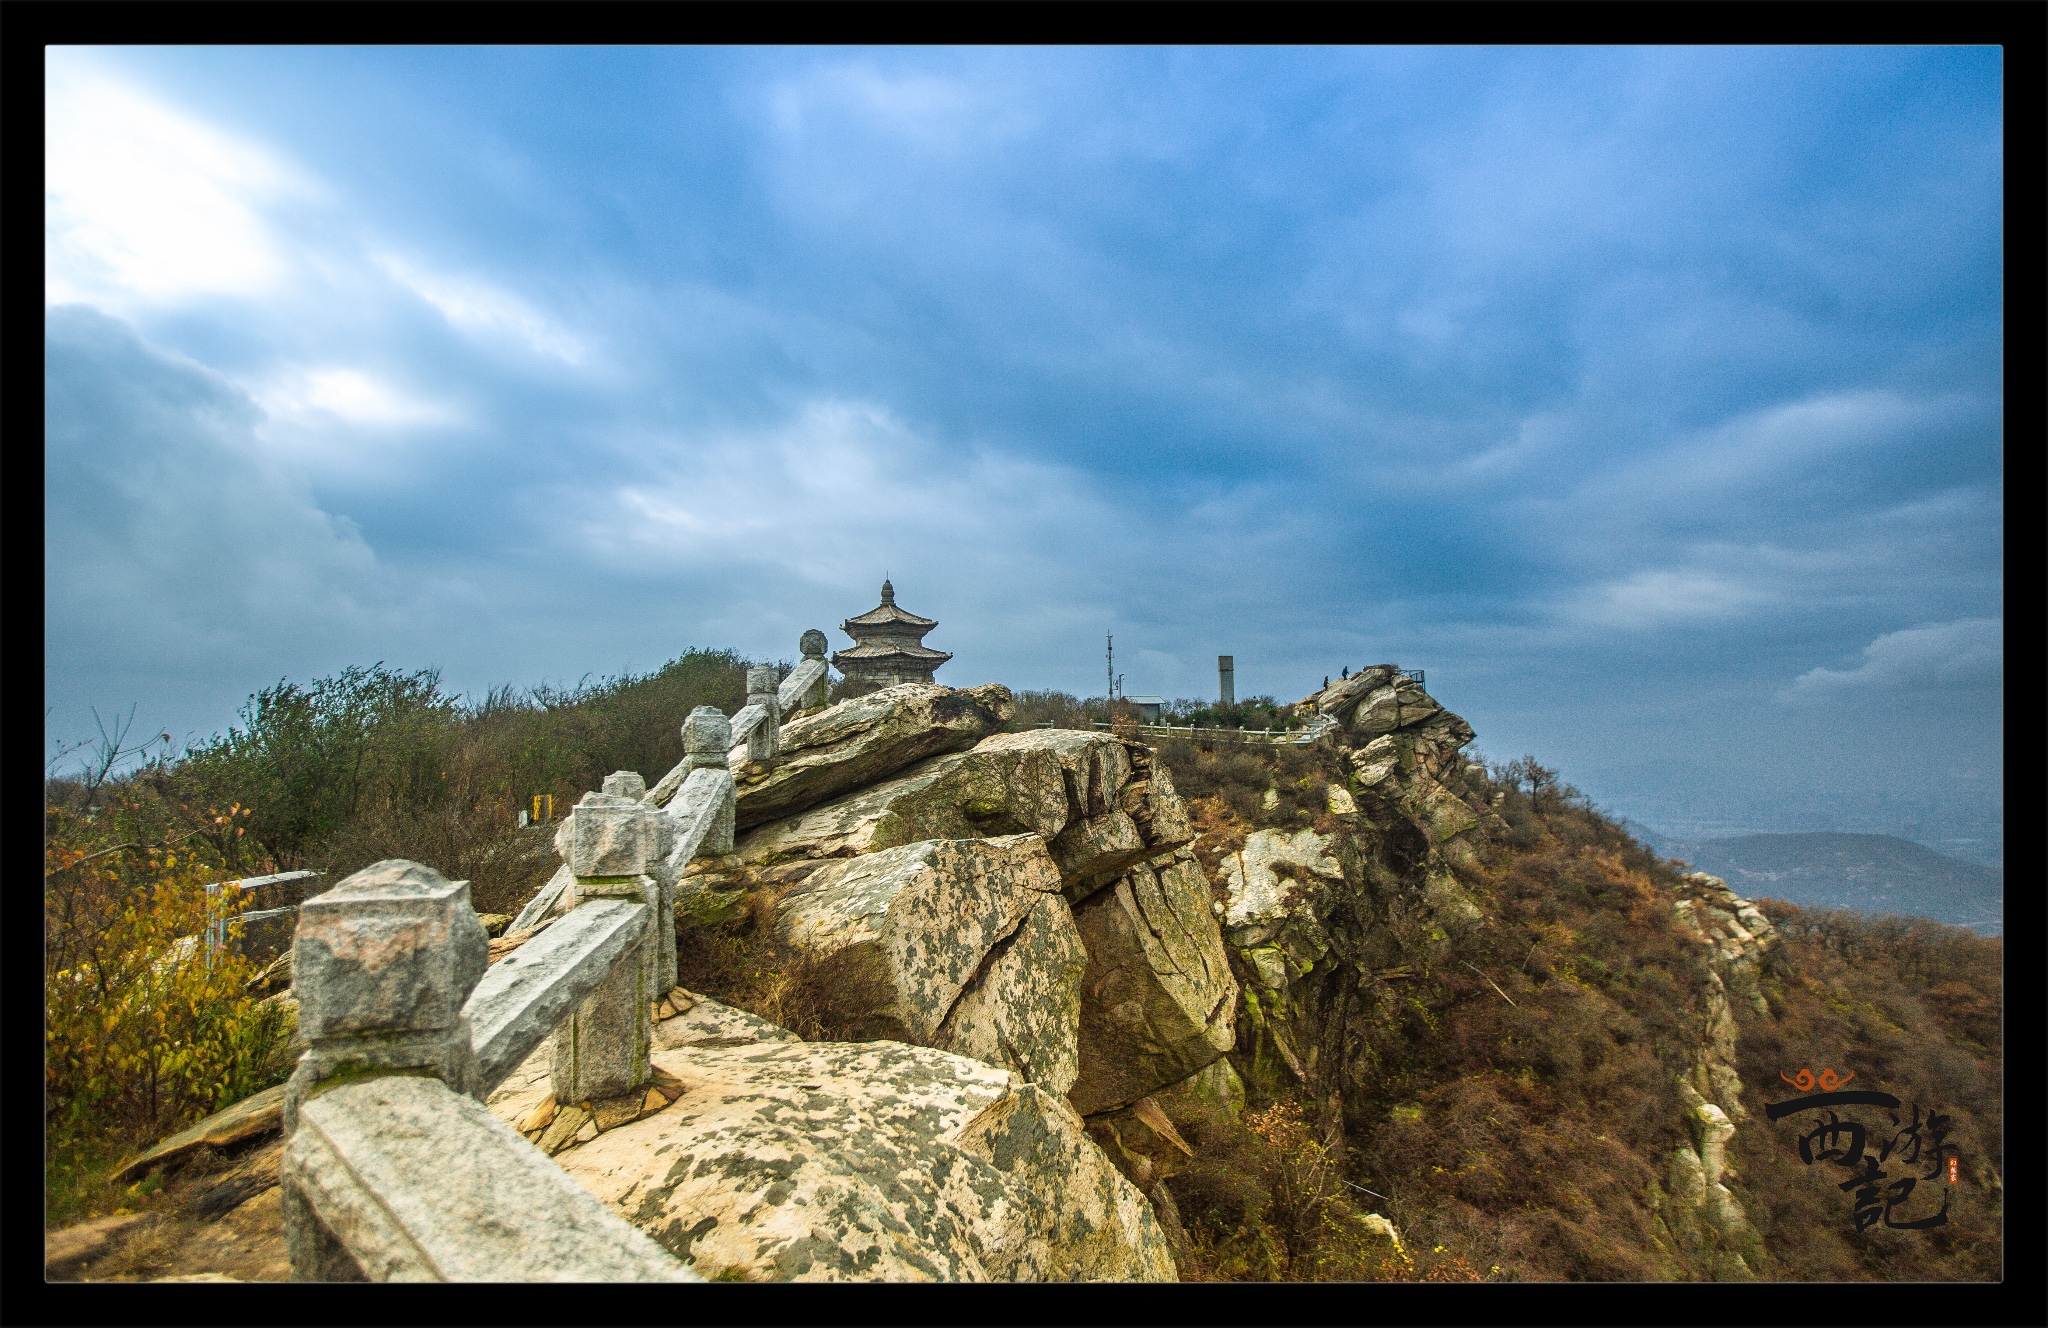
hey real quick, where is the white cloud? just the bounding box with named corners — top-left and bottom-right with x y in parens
top-left (1560, 568), bottom-right (1773, 631)
top-left (373, 252), bottom-right (587, 364)
top-left (251, 365), bottom-right (464, 430)
top-left (45, 53), bottom-right (314, 308)
top-left (596, 399), bottom-right (1115, 574)
top-left (45, 309), bottom-right (398, 692)
top-left (1786, 618), bottom-right (2003, 698)
top-left (1590, 389), bottom-right (1975, 514)
top-left (768, 64), bottom-right (1012, 156)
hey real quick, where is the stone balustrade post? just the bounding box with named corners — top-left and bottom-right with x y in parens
top-left (281, 859), bottom-right (490, 1279)
top-left (601, 769), bottom-right (646, 800)
top-left (598, 769), bottom-right (675, 994)
top-left (681, 706), bottom-right (735, 855)
top-left (799, 629), bottom-right (831, 709)
top-left (745, 666), bottom-right (781, 763)
top-left (552, 792), bottom-right (659, 1105)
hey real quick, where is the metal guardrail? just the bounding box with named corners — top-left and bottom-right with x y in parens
top-left (1089, 721), bottom-right (1321, 746)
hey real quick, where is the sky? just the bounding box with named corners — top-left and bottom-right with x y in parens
top-left (43, 46), bottom-right (2004, 863)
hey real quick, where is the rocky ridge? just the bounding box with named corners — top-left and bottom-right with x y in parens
top-left (70, 665), bottom-right (1786, 1282)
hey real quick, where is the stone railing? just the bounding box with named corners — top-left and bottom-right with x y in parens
top-left (274, 644), bottom-right (828, 1280)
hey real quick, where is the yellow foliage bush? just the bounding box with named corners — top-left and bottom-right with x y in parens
top-left (44, 805), bottom-right (295, 1161)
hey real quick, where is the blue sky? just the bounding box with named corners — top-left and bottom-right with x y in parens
top-left (44, 46), bottom-right (2004, 860)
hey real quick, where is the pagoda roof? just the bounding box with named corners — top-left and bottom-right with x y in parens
top-left (833, 641), bottom-right (953, 663)
top-left (843, 603), bottom-right (938, 629)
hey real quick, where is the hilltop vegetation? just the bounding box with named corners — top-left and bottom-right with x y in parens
top-left (1144, 735), bottom-right (2002, 1283)
top-left (44, 652), bottom-right (756, 1224)
top-left (46, 664), bottom-right (2001, 1283)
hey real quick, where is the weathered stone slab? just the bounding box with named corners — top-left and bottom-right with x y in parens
top-left (1411, 777), bottom-right (1481, 843)
top-left (484, 1038), bottom-right (1172, 1281)
top-left (772, 835), bottom-right (1064, 1050)
top-left (113, 1084), bottom-right (287, 1186)
top-left (288, 1073), bottom-right (695, 1281)
top-left (1050, 810), bottom-right (1148, 895)
top-left (654, 987), bottom-right (803, 1050)
top-left (1067, 855), bottom-right (1239, 1117)
top-left (951, 1083), bottom-right (1177, 1281)
top-left (1351, 735), bottom-right (1401, 787)
top-left (731, 683), bottom-right (1014, 830)
top-left (734, 742), bottom-right (1069, 866)
top-left (1302, 665), bottom-right (1398, 722)
top-left (933, 892), bottom-right (1087, 1096)
top-left (973, 729), bottom-right (1194, 893)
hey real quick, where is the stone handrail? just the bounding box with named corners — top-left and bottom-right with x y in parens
top-left (279, 635), bottom-right (832, 1280)
top-left (776, 655), bottom-right (828, 713)
top-left (463, 900), bottom-right (650, 1096)
top-left (285, 1072), bottom-right (691, 1281)
top-left (727, 702), bottom-right (770, 748)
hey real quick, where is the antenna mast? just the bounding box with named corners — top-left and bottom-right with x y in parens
top-left (1106, 634), bottom-right (1114, 703)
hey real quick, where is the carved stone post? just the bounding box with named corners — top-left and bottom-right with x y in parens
top-left (798, 629), bottom-right (831, 710)
top-left (600, 770), bottom-right (674, 993)
top-left (744, 666), bottom-right (781, 763)
top-left (602, 769), bottom-right (646, 800)
top-left (282, 860), bottom-right (489, 1280)
top-left (552, 794), bottom-right (658, 1105)
top-left (679, 706), bottom-right (735, 856)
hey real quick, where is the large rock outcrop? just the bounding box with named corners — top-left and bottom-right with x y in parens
top-left (485, 1014), bottom-right (1174, 1282)
top-left (680, 723), bottom-right (1219, 1111)
top-left (1067, 852), bottom-right (1237, 1116)
top-left (732, 741), bottom-right (1071, 866)
top-left (729, 727), bottom-right (1191, 888)
top-left (1166, 672), bottom-right (1496, 1126)
top-left (1646, 872), bottom-right (1779, 1278)
top-left (771, 835), bottom-right (1084, 1095)
top-left (724, 683), bottom-right (1015, 830)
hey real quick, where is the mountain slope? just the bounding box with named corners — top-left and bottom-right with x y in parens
top-left (1652, 833), bottom-right (2001, 936)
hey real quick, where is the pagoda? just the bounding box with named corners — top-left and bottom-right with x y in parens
top-left (833, 579), bottom-right (951, 686)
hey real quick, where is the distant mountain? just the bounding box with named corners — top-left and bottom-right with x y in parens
top-left (1628, 830), bottom-right (2002, 936)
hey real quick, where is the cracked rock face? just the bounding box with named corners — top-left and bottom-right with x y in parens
top-left (731, 684), bottom-right (1015, 831)
top-left (934, 892), bottom-right (1088, 1097)
top-left (1652, 872), bottom-right (1780, 1276)
top-left (734, 741), bottom-right (1070, 866)
top-left (771, 835), bottom-right (1083, 1094)
top-left (974, 729), bottom-right (1194, 896)
top-left (1067, 854), bottom-right (1238, 1117)
top-left (486, 1038), bottom-right (1173, 1282)
top-left (1220, 829), bottom-right (1344, 1003)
